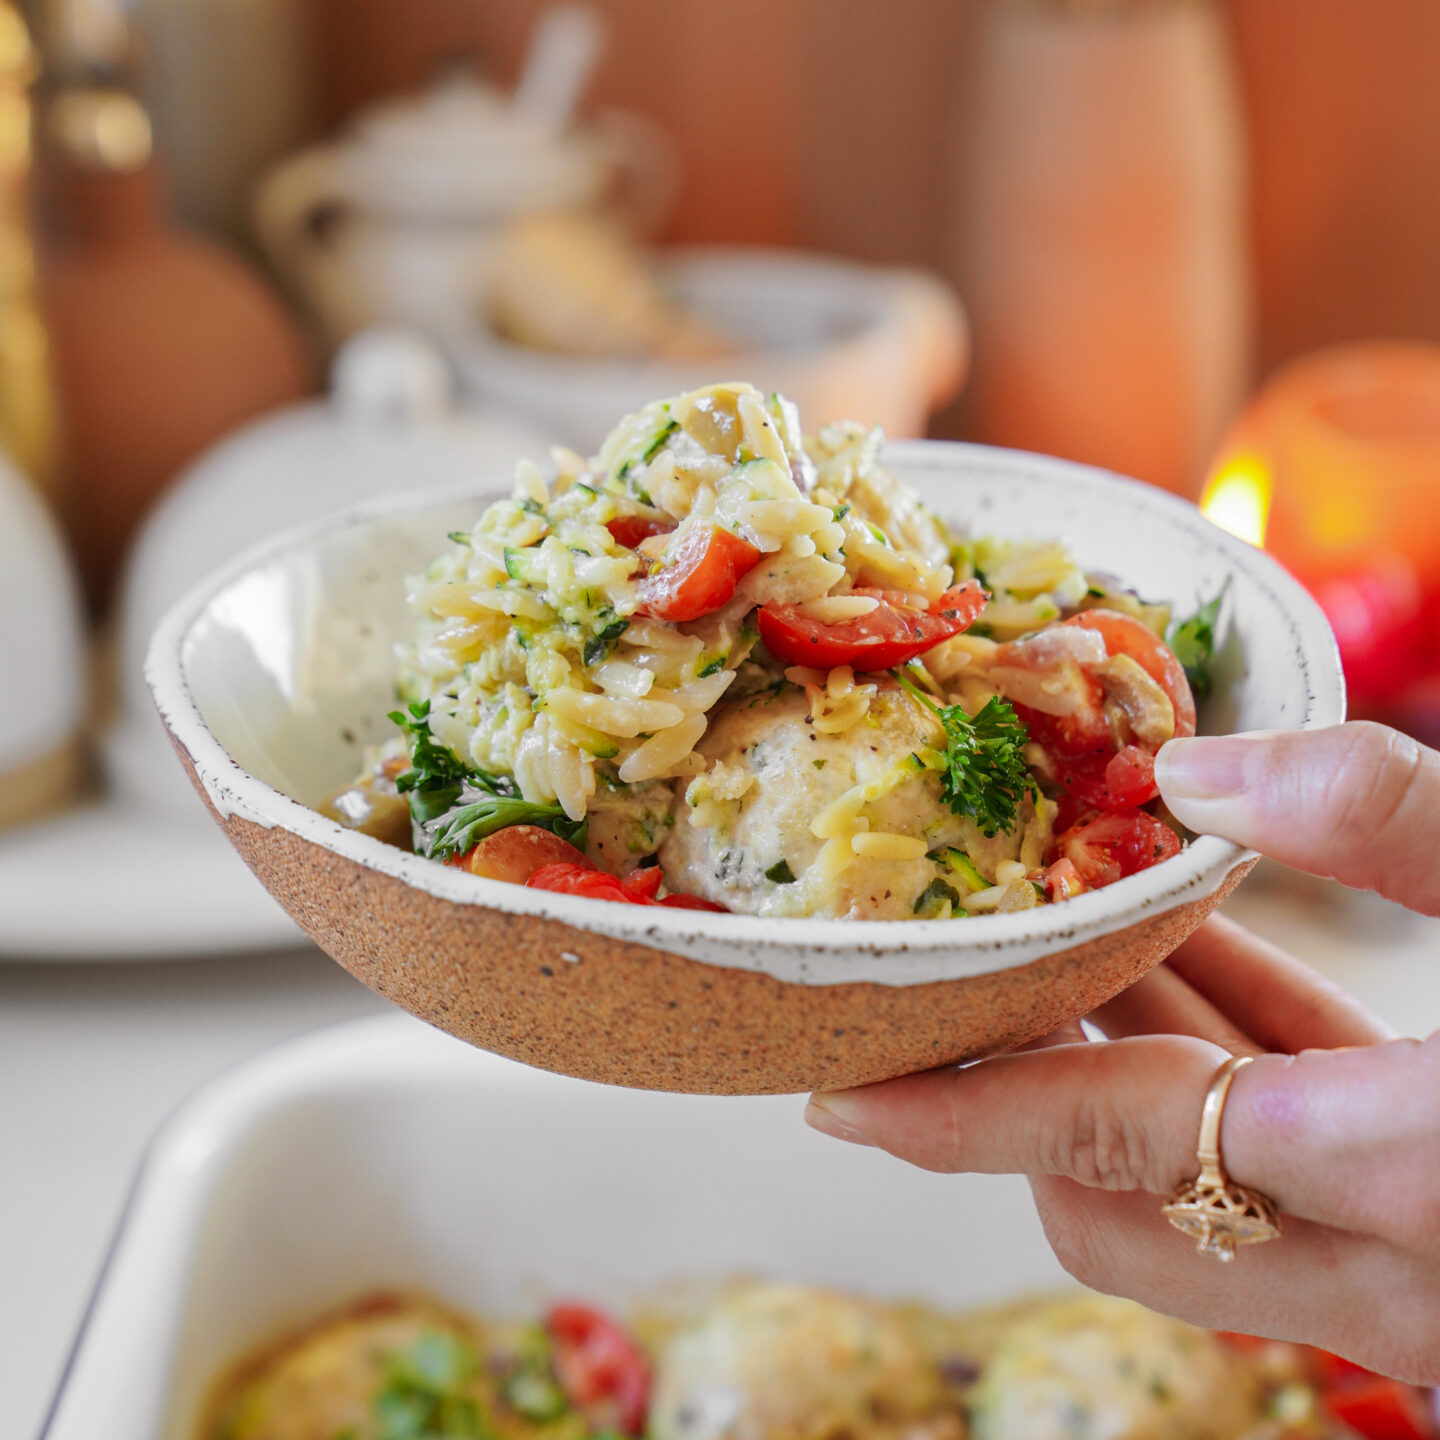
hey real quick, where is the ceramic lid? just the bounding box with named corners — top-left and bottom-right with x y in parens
top-left (334, 72), bottom-right (607, 219)
top-left (108, 329), bottom-right (555, 811)
top-left (0, 458), bottom-right (84, 774)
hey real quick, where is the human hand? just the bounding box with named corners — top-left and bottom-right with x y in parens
top-left (805, 722), bottom-right (1440, 1382)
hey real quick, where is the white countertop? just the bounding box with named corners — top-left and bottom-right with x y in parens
top-left (4, 873), bottom-right (1438, 1440)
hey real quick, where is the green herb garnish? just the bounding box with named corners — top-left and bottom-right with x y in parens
top-left (894, 672), bottom-right (1032, 838)
top-left (1166, 582), bottom-right (1228, 698)
top-left (500, 1329), bottom-right (569, 1427)
top-left (448, 530), bottom-right (472, 546)
top-left (427, 795), bottom-right (587, 861)
top-left (389, 702), bottom-right (587, 858)
top-left (370, 1331), bottom-right (490, 1440)
top-left (389, 701), bottom-right (473, 823)
top-left (766, 859), bottom-right (796, 885)
top-left (697, 654), bottom-right (727, 679)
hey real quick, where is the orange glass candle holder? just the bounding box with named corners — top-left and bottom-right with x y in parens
top-left (1202, 341), bottom-right (1440, 713)
top-left (1203, 341), bottom-right (1440, 587)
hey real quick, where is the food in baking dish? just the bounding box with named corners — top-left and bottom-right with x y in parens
top-left (322, 383), bottom-right (1225, 920)
top-left (199, 1281), bottom-right (1433, 1440)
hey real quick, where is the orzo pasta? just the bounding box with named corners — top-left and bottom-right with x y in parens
top-left (320, 383), bottom-right (1223, 921)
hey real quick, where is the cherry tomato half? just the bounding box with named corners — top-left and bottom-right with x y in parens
top-left (757, 579), bottom-right (989, 672)
top-left (446, 825), bottom-right (588, 884)
top-left (1054, 809), bottom-right (1182, 889)
top-left (633, 524), bottom-right (761, 622)
top-left (1035, 857), bottom-right (1086, 901)
top-left (1063, 609), bottom-right (1197, 739)
top-left (527, 861), bottom-right (728, 911)
top-left (606, 514), bottom-right (675, 550)
top-left (1324, 1377), bottom-right (1438, 1440)
top-left (545, 1303), bottom-right (652, 1437)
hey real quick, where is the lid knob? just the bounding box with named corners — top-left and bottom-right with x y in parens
top-left (331, 327), bottom-right (454, 422)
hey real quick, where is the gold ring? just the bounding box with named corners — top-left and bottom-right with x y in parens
top-left (1161, 1054), bottom-right (1282, 1262)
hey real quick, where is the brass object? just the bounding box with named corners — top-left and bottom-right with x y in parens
top-left (1162, 1054), bottom-right (1282, 1262)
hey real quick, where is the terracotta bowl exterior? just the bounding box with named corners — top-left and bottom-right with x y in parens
top-left (149, 442), bottom-right (1343, 1094)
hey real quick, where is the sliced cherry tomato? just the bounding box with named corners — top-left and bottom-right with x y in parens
top-left (622, 863), bottom-right (664, 900)
top-left (1035, 857), bottom-right (1086, 901)
top-left (655, 892), bottom-right (729, 911)
top-left (1063, 609), bottom-right (1197, 739)
top-left (447, 825), bottom-right (588, 884)
top-left (1315, 1350), bottom-right (1381, 1388)
top-left (757, 579), bottom-right (988, 672)
top-left (527, 861), bottom-right (728, 912)
top-left (546, 1303), bottom-right (652, 1437)
top-left (1324, 1377), bottom-right (1438, 1440)
top-left (605, 515), bottom-right (675, 549)
top-left (1054, 809), bottom-right (1182, 889)
top-left (1213, 1330), bottom-right (1274, 1353)
top-left (1105, 744), bottom-right (1159, 808)
top-left (634, 524), bottom-right (761, 622)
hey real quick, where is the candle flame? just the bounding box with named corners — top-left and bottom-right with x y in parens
top-left (1200, 453), bottom-right (1272, 548)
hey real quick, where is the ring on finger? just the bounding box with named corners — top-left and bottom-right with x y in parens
top-left (1161, 1055), bottom-right (1282, 1262)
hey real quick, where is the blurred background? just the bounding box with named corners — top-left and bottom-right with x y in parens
top-left (6, 0), bottom-right (1440, 833)
top-left (5, 3), bottom-right (1440, 1432)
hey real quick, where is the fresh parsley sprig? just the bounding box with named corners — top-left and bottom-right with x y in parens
top-left (388, 702), bottom-right (587, 859)
top-left (894, 670), bottom-right (1033, 838)
top-left (367, 1331), bottom-right (491, 1440)
top-left (1166, 581), bottom-right (1229, 699)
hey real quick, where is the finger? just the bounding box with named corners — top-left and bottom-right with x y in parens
top-left (1014, 1018), bottom-right (1089, 1052)
top-left (1224, 1038), bottom-right (1440, 1253)
top-left (807, 1033), bottom-right (1440, 1255)
top-left (1167, 914), bottom-right (1394, 1050)
top-left (1154, 723), bottom-right (1440, 916)
top-left (1089, 963), bottom-right (1261, 1055)
top-left (806, 1035), bottom-right (1231, 1194)
top-left (1028, 1178), bottom-right (1440, 1384)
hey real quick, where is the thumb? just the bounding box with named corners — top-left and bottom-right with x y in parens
top-left (1155, 722), bottom-right (1440, 916)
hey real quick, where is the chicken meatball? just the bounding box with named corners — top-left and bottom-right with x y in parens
top-left (967, 1295), bottom-right (1263, 1440)
top-left (649, 1281), bottom-right (961, 1440)
top-left (659, 683), bottom-right (1052, 919)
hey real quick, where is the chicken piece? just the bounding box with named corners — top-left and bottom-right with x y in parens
top-left (968, 1295), bottom-right (1263, 1440)
top-left (204, 1295), bottom-right (488, 1440)
top-left (649, 1282), bottom-right (961, 1440)
top-left (659, 684), bottom-right (1049, 920)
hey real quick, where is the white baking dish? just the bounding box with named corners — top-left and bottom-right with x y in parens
top-left (43, 1013), bottom-right (1066, 1439)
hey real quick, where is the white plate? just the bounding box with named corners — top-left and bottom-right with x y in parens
top-left (43, 1013), bottom-right (1066, 1440)
top-left (0, 795), bottom-right (300, 961)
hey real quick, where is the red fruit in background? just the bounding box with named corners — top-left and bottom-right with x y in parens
top-left (1309, 556), bottom-right (1426, 707)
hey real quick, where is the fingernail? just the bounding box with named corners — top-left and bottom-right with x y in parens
top-left (1154, 735), bottom-right (1257, 801)
top-left (804, 1095), bottom-right (875, 1147)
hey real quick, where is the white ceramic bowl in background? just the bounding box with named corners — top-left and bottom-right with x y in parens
top-left (0, 331), bottom-right (554, 962)
top-left (145, 443), bottom-right (1345, 1091)
top-left (42, 1013), bottom-right (1069, 1440)
top-left (108, 328), bottom-right (553, 821)
top-left (455, 249), bottom-right (969, 450)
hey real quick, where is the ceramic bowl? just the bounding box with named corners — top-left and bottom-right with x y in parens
top-left (44, 1013), bottom-right (1068, 1440)
top-left (455, 248), bottom-right (968, 449)
top-left (146, 443), bottom-right (1344, 1095)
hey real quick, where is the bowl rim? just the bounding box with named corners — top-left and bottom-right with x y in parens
top-left (146, 440), bottom-right (1344, 988)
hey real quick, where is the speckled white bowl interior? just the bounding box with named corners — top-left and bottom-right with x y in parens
top-left (147, 442), bottom-right (1344, 987)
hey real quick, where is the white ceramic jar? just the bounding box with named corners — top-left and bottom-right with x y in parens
top-left (253, 72), bottom-right (673, 347)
